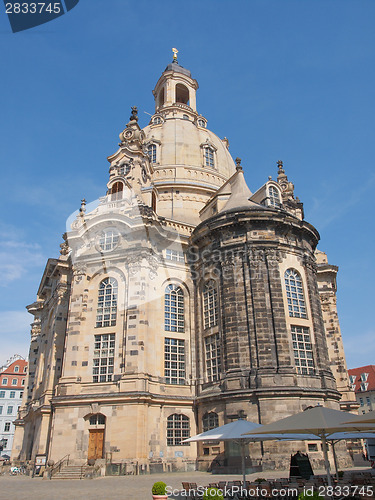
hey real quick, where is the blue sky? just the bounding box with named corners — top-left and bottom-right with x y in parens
top-left (0, 0), bottom-right (374, 368)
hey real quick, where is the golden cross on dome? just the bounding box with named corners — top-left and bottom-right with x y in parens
top-left (172, 48), bottom-right (178, 62)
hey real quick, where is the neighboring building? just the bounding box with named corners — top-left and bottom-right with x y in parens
top-left (13, 55), bottom-right (356, 472)
top-left (0, 356), bottom-right (27, 459)
top-left (348, 365), bottom-right (375, 414)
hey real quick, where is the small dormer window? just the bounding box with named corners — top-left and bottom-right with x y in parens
top-left (183, 114), bottom-right (189, 120)
top-left (361, 373), bottom-right (369, 382)
top-left (268, 185), bottom-right (281, 208)
top-left (203, 146), bottom-right (215, 168)
top-left (147, 144), bottom-right (157, 163)
top-left (153, 117), bottom-right (162, 125)
top-left (198, 119), bottom-right (206, 128)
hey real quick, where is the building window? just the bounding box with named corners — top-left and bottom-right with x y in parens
top-left (99, 230), bottom-right (119, 252)
top-left (349, 375), bottom-right (356, 384)
top-left (308, 443), bottom-right (318, 452)
top-left (359, 398), bottom-right (364, 406)
top-left (1, 439), bottom-right (7, 448)
top-left (2, 378), bottom-right (7, 385)
top-left (165, 285), bottom-right (184, 333)
top-left (203, 280), bottom-right (218, 329)
top-left (291, 326), bottom-right (315, 375)
top-left (111, 181), bottom-right (124, 201)
top-left (203, 412), bottom-right (219, 432)
top-left (167, 414), bottom-right (190, 446)
top-left (366, 397), bottom-right (371, 406)
top-left (203, 146), bottom-right (215, 168)
top-left (20, 391), bottom-right (23, 399)
top-left (89, 414), bottom-right (106, 425)
top-left (93, 334), bottom-right (115, 383)
top-left (166, 249), bottom-right (185, 262)
top-left (10, 391), bottom-right (15, 399)
top-left (7, 406), bottom-right (13, 415)
top-left (21, 379), bottom-right (25, 386)
top-left (14, 366), bottom-right (19, 373)
top-left (268, 185), bottom-right (281, 208)
top-left (96, 278), bottom-right (118, 328)
top-left (360, 382), bottom-right (369, 391)
top-left (12, 379), bottom-right (17, 385)
top-left (147, 144), bottom-right (157, 163)
top-left (360, 373), bottom-right (369, 382)
top-left (204, 334), bottom-right (221, 382)
top-left (285, 269), bottom-right (307, 319)
top-left (153, 116), bottom-right (162, 125)
top-left (0, 391), bottom-right (4, 398)
top-left (164, 338), bottom-right (185, 384)
top-left (4, 422), bottom-right (11, 432)
top-left (23, 366), bottom-right (27, 373)
top-left (0, 406), bottom-right (2, 415)
top-left (198, 119), bottom-right (206, 128)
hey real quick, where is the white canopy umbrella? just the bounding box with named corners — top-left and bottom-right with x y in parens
top-left (243, 406), bottom-right (374, 487)
top-left (343, 410), bottom-right (375, 425)
top-left (184, 419), bottom-right (316, 484)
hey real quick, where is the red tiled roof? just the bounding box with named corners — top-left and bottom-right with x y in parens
top-left (348, 365), bottom-right (375, 393)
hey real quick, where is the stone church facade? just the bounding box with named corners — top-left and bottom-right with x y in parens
top-left (12, 56), bottom-right (357, 472)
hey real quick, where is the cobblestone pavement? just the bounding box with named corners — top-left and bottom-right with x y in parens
top-left (0, 467), bottom-right (372, 500)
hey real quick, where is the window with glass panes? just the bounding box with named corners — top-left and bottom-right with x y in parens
top-left (4, 422), bottom-right (10, 432)
top-left (165, 285), bottom-right (184, 332)
top-left (203, 147), bottom-right (214, 168)
top-left (204, 334), bottom-right (221, 382)
top-left (166, 414), bottom-right (190, 445)
top-left (93, 334), bottom-right (115, 382)
top-left (268, 185), bottom-right (281, 207)
top-left (285, 269), bottom-right (307, 318)
top-left (203, 412), bottom-right (219, 432)
top-left (99, 230), bottom-right (119, 252)
top-left (203, 280), bottom-right (218, 329)
top-left (165, 249), bottom-right (185, 262)
top-left (164, 338), bottom-right (185, 384)
top-left (96, 278), bottom-right (118, 327)
top-left (291, 326), bottom-right (314, 375)
top-left (147, 144), bottom-right (157, 163)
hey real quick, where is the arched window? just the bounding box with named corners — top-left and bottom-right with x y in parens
top-left (89, 413), bottom-right (106, 426)
top-left (204, 333), bottom-right (221, 382)
top-left (147, 144), bottom-right (157, 163)
top-left (99, 229), bottom-right (119, 252)
top-left (111, 181), bottom-right (124, 201)
top-left (96, 278), bottom-right (118, 327)
top-left (175, 84), bottom-right (189, 105)
top-left (167, 414), bottom-right (190, 446)
top-left (268, 186), bottom-right (281, 208)
top-left (284, 269), bottom-right (307, 319)
top-left (198, 119), bottom-right (206, 128)
top-left (165, 284), bottom-right (184, 332)
top-left (14, 366), bottom-right (19, 373)
top-left (203, 146), bottom-right (215, 168)
top-left (203, 280), bottom-right (218, 329)
top-left (202, 412), bottom-right (219, 432)
top-left (153, 116), bottom-right (162, 125)
top-left (158, 89), bottom-right (165, 108)
top-left (151, 191), bottom-right (157, 212)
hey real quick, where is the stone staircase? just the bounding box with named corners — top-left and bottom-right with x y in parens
top-left (51, 464), bottom-right (88, 480)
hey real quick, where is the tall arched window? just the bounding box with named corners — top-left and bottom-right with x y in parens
top-left (268, 185), bottom-right (281, 208)
top-left (175, 83), bottom-right (189, 105)
top-left (203, 146), bottom-right (215, 168)
top-left (165, 284), bottom-right (184, 332)
top-left (96, 278), bottom-right (118, 327)
top-left (203, 280), bottom-right (218, 329)
top-left (202, 412), bottom-right (219, 432)
top-left (284, 269), bottom-right (307, 318)
top-left (111, 182), bottom-right (124, 201)
top-left (167, 414), bottom-right (190, 446)
top-left (147, 144), bottom-right (157, 163)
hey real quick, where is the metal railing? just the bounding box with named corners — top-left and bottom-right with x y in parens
top-left (49, 454), bottom-right (70, 479)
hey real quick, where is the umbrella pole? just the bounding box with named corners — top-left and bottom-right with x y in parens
top-left (330, 440), bottom-right (339, 482)
top-left (321, 435), bottom-right (332, 488)
top-left (241, 441), bottom-right (246, 486)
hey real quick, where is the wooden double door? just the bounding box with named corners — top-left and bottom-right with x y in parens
top-left (88, 429), bottom-right (104, 460)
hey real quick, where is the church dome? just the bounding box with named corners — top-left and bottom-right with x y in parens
top-left (140, 55), bottom-right (236, 225)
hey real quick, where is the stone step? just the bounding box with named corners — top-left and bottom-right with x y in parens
top-left (51, 465), bottom-right (88, 480)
